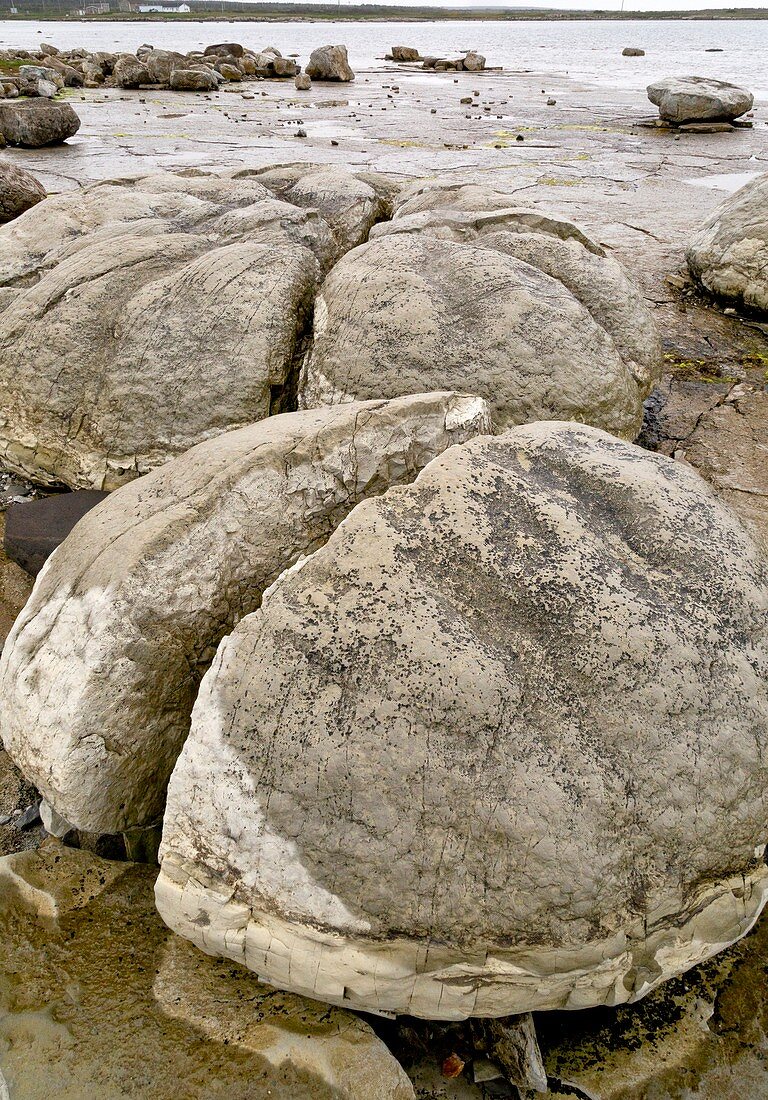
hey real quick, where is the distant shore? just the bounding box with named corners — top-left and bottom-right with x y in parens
top-left (5, 5), bottom-right (768, 22)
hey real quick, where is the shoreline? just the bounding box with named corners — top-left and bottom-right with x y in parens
top-left (6, 9), bottom-right (768, 21)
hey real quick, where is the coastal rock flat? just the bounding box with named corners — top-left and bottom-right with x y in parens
top-left (157, 421), bottom-right (768, 1020)
top-left (302, 195), bottom-right (659, 438)
top-left (0, 393), bottom-right (489, 834)
top-left (0, 165), bottom-right (383, 490)
top-left (687, 173), bottom-right (768, 314)
top-left (0, 843), bottom-right (414, 1100)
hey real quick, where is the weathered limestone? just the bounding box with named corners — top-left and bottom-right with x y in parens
top-left (302, 193), bottom-right (659, 438)
top-left (157, 422), bottom-right (768, 1020)
top-left (687, 173), bottom-right (768, 314)
top-left (0, 844), bottom-right (414, 1100)
top-left (0, 167), bottom-right (377, 490)
top-left (0, 394), bottom-right (490, 834)
top-left (306, 44), bottom-right (355, 82)
top-left (170, 67), bottom-right (218, 92)
top-left (390, 46), bottom-right (421, 62)
top-left (647, 76), bottom-right (753, 122)
top-left (246, 163), bottom-right (395, 253)
top-left (0, 100), bottom-right (80, 146)
top-left (0, 161), bottom-right (45, 222)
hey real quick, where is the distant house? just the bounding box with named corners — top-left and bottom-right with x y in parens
top-left (137, 2), bottom-right (190, 9)
top-left (82, 1), bottom-right (110, 11)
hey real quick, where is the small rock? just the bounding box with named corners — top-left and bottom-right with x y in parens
top-left (622, 47), bottom-right (646, 56)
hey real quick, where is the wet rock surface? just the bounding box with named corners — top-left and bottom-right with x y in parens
top-left (0, 842), bottom-right (414, 1100)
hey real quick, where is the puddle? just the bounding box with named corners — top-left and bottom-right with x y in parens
top-left (685, 171), bottom-right (760, 192)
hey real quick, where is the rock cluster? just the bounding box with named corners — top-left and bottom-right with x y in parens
top-left (686, 172), bottom-right (768, 315)
top-left (0, 39), bottom-right (354, 97)
top-left (647, 75), bottom-right (754, 127)
top-left (155, 420), bottom-right (768, 1019)
top-left (0, 393), bottom-right (490, 834)
top-left (0, 165), bottom-right (392, 489)
top-left (421, 50), bottom-right (488, 71)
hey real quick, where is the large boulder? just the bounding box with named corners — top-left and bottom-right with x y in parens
top-left (112, 54), bottom-right (150, 88)
top-left (391, 46), bottom-right (420, 62)
top-left (0, 844), bottom-right (414, 1100)
top-left (16, 64), bottom-right (63, 98)
top-left (156, 422), bottom-right (768, 1021)
top-left (0, 393), bottom-right (489, 834)
top-left (301, 193), bottom-right (659, 438)
top-left (245, 163), bottom-right (396, 253)
top-left (647, 76), bottom-right (753, 122)
top-left (306, 44), bottom-right (355, 82)
top-left (686, 173), bottom-right (768, 314)
top-left (169, 67), bottom-right (218, 92)
top-left (0, 168), bottom-right (373, 489)
top-left (0, 161), bottom-right (45, 222)
top-left (145, 48), bottom-right (186, 85)
top-left (0, 99), bottom-right (80, 146)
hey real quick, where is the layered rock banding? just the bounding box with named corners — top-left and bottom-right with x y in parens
top-left (301, 183), bottom-right (660, 439)
top-left (0, 165), bottom-right (392, 490)
top-left (686, 173), bottom-right (768, 314)
top-left (156, 421), bottom-right (768, 1020)
top-left (0, 393), bottom-right (490, 835)
top-left (647, 75), bottom-right (754, 123)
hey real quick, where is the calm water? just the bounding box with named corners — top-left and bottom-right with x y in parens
top-left (1, 17), bottom-right (766, 96)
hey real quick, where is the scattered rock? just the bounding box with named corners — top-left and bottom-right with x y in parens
top-left (0, 99), bottom-right (80, 146)
top-left (687, 173), bottom-right (768, 314)
top-left (647, 75), bottom-right (754, 123)
top-left (295, 72), bottom-right (311, 90)
top-left (0, 844), bottom-right (415, 1100)
top-left (0, 394), bottom-right (490, 834)
top-left (157, 421), bottom-right (768, 1020)
top-left (0, 161), bottom-right (45, 223)
top-left (622, 47), bottom-right (645, 56)
top-left (390, 46), bottom-right (421, 62)
top-left (306, 44), bottom-right (355, 82)
top-left (462, 51), bottom-right (486, 72)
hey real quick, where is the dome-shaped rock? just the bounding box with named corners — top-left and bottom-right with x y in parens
top-left (156, 422), bottom-right (768, 1020)
top-left (300, 201), bottom-right (660, 438)
top-left (0, 393), bottom-right (489, 834)
top-left (0, 167), bottom-right (389, 490)
top-left (687, 173), bottom-right (768, 314)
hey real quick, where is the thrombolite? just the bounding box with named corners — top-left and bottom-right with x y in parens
top-left (156, 421), bottom-right (768, 1020)
top-left (0, 393), bottom-right (490, 834)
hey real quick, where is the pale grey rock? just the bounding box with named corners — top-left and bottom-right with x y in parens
top-left (647, 76), bottom-right (753, 122)
top-left (462, 51), bottom-right (486, 71)
top-left (295, 72), bottom-right (312, 90)
top-left (302, 198), bottom-right (660, 439)
top-left (0, 161), bottom-right (45, 223)
top-left (0, 844), bottom-right (414, 1100)
top-left (157, 422), bottom-right (768, 1020)
top-left (170, 67), bottom-right (218, 91)
top-left (216, 62), bottom-right (242, 81)
top-left (0, 168), bottom-right (368, 489)
top-left (145, 48), bottom-right (186, 85)
top-left (16, 65), bottom-right (63, 98)
top-left (246, 163), bottom-right (394, 253)
top-left (0, 100), bottom-right (80, 146)
top-left (306, 44), bottom-right (355, 82)
top-left (112, 54), bottom-right (150, 88)
top-left (0, 393), bottom-right (490, 834)
top-left (686, 173), bottom-right (768, 314)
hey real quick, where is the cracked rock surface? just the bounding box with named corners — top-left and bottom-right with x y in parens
top-left (687, 172), bottom-right (768, 315)
top-left (0, 842), bottom-right (414, 1100)
top-left (301, 183), bottom-right (660, 438)
top-left (156, 420), bottom-right (768, 1021)
top-left (0, 164), bottom-right (392, 491)
top-left (0, 392), bottom-right (490, 835)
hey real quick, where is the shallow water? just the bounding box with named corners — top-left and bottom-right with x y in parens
top-left (1, 17), bottom-right (767, 96)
